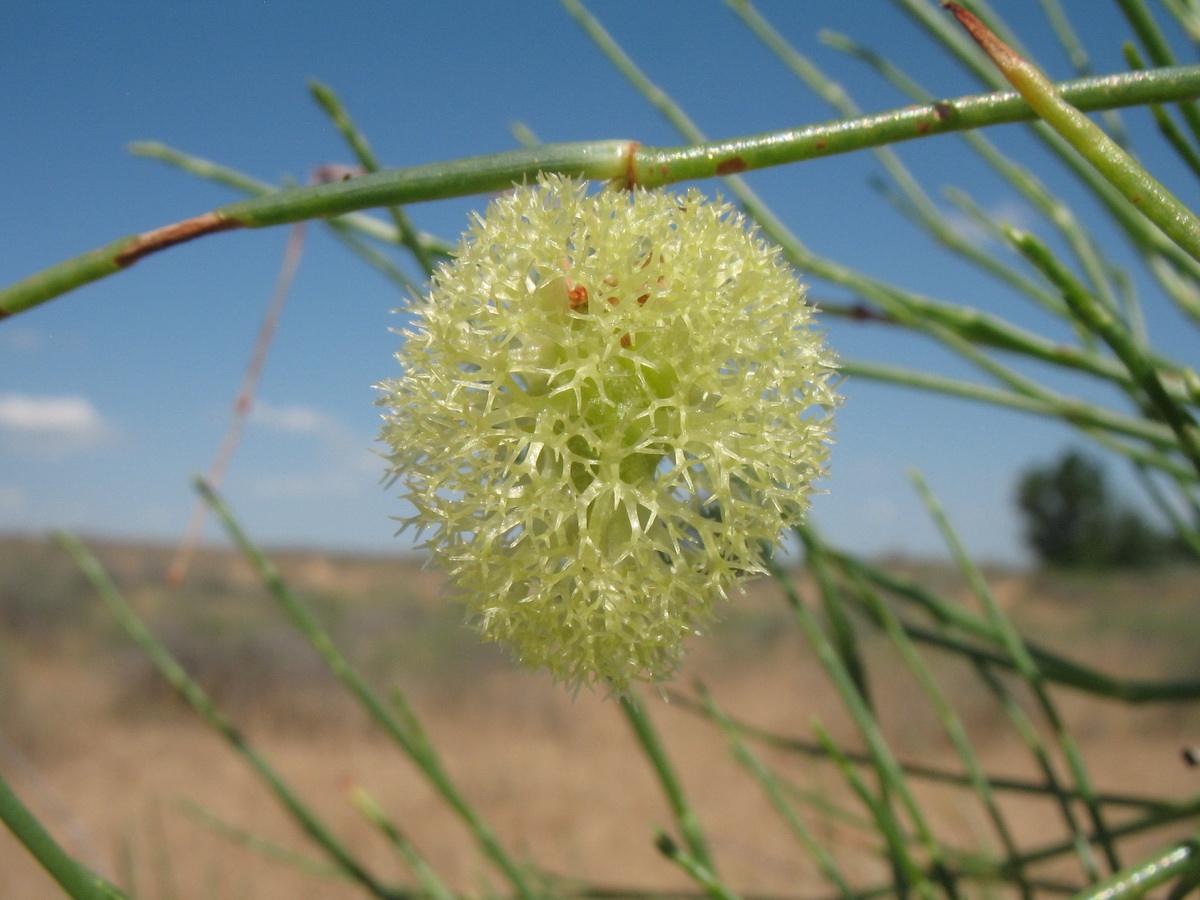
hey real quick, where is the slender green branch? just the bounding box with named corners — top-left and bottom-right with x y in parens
top-left (0, 771), bottom-right (127, 900)
top-left (905, 0), bottom-right (1200, 311)
top-left (5, 65), bottom-right (1200, 319)
top-left (0, 139), bottom-right (627, 319)
top-left (176, 799), bottom-right (347, 882)
top-left (625, 66), bottom-right (1200, 190)
top-left (346, 784), bottom-right (457, 900)
top-left (821, 543), bottom-right (1200, 701)
top-left (809, 718), bottom-right (937, 900)
top-left (618, 693), bottom-right (717, 875)
top-left (668, 690), bottom-right (1173, 811)
top-left (1010, 227), bottom-right (1200, 477)
top-left (309, 79), bottom-right (438, 277)
top-left (839, 571), bottom-right (1030, 896)
top-left (561, 0), bottom-right (702, 140)
top-left (1068, 837), bottom-right (1200, 900)
top-left (821, 26), bottom-right (1124, 323)
top-left (769, 560), bottom-right (956, 900)
top-left (652, 832), bottom-right (740, 900)
top-left (1123, 43), bottom-right (1200, 180)
top-left (971, 659), bottom-right (1101, 885)
top-left (1160, 0), bottom-right (1200, 43)
top-left (129, 141), bottom-right (454, 255)
top-left (805, 534), bottom-right (871, 707)
top-left (324, 217), bottom-right (422, 294)
top-left (734, 0), bottom-right (1064, 318)
top-left (130, 140), bottom-right (277, 194)
top-left (948, 3), bottom-right (1200, 265)
top-left (838, 359), bottom-right (1184, 460)
top-left (194, 479), bottom-right (539, 900)
top-left (1135, 463), bottom-right (1200, 558)
top-left (1114, 0), bottom-right (1200, 145)
top-left (850, 285), bottom-right (1198, 481)
top-left (53, 531), bottom-right (400, 899)
top-left (1039, 0), bottom-right (1097, 76)
top-left (697, 686), bottom-right (856, 900)
top-left (909, 471), bottom-right (1118, 875)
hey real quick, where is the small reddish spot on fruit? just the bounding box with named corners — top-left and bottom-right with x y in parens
top-left (816, 139), bottom-right (827, 150)
top-left (1131, 194), bottom-right (1143, 204)
top-left (716, 156), bottom-right (748, 175)
top-left (917, 121), bottom-right (932, 134)
top-left (567, 280), bottom-right (589, 309)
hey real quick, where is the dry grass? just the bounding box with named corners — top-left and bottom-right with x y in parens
top-left (2, 536), bottom-right (1198, 899)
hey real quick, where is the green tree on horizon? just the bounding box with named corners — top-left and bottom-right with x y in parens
top-left (1016, 449), bottom-right (1184, 568)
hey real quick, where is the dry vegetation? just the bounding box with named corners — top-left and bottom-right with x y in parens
top-left (2, 536), bottom-right (1199, 899)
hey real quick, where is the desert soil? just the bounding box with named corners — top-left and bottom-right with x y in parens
top-left (2, 540), bottom-right (1199, 899)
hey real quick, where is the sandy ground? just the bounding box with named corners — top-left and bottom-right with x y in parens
top-left (3, 549), bottom-right (1200, 899)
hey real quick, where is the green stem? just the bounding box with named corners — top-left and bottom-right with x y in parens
top-left (176, 799), bottom-right (346, 882)
top-left (1122, 43), bottom-right (1200, 181)
top-left (839, 358), bottom-right (1183, 459)
top-left (309, 79), bottom-right (438, 277)
top-left (1114, 0), bottom-right (1200, 146)
top-left (948, 3), bottom-right (1200, 264)
top-left (670, 691), bottom-right (1173, 811)
top-left (0, 771), bottom-right (127, 900)
top-left (838, 570), bottom-right (1031, 898)
top-left (652, 831), bottom-right (741, 900)
top-left (770, 560), bottom-right (955, 900)
top-left (618, 693), bottom-right (717, 875)
top-left (194, 479), bottom-right (539, 900)
top-left (5, 66), bottom-right (1200, 318)
top-left (909, 471), bottom-right (1119, 876)
top-left (1010, 227), bottom-right (1200, 478)
top-left (821, 542), bottom-right (1200, 702)
top-left (1069, 837), bottom-right (1200, 900)
top-left (53, 531), bottom-right (399, 899)
top-left (822, 26), bottom-right (1124, 324)
top-left (697, 687), bottom-right (856, 900)
top-left (811, 720), bottom-right (928, 900)
top-left (904, 0), bottom-right (1200, 314)
top-left (734, 0), bottom-right (1065, 319)
top-left (971, 660), bottom-right (1101, 885)
top-left (346, 785), bottom-right (457, 900)
top-left (129, 140), bottom-right (455, 256)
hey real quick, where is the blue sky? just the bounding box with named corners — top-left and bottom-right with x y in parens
top-left (3, 1), bottom-right (1195, 563)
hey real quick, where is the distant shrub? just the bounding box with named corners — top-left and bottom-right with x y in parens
top-left (1015, 450), bottom-right (1184, 568)
top-left (0, 538), bottom-right (94, 639)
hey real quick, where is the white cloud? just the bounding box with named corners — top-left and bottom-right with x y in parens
top-left (942, 196), bottom-right (1037, 248)
top-left (0, 394), bottom-right (99, 434)
top-left (251, 402), bottom-right (344, 438)
top-left (251, 401), bottom-right (381, 473)
top-left (0, 393), bottom-right (114, 455)
top-left (242, 401), bottom-right (381, 497)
